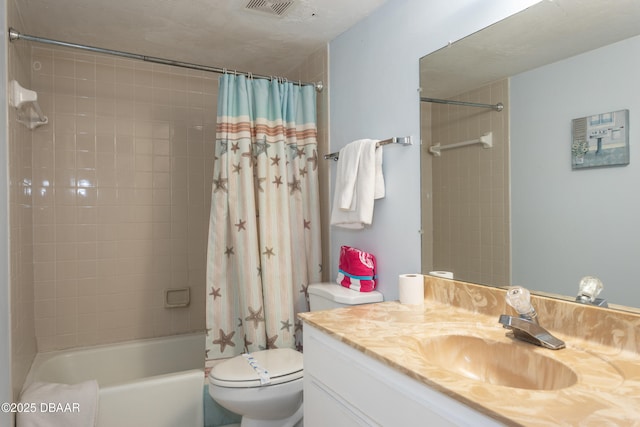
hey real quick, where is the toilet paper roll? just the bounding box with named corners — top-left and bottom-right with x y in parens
top-left (428, 271), bottom-right (454, 279)
top-left (398, 274), bottom-right (424, 305)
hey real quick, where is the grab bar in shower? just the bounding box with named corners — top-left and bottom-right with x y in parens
top-left (429, 132), bottom-right (492, 157)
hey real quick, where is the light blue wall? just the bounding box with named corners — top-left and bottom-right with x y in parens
top-left (328, 0), bottom-right (539, 300)
top-left (511, 34), bottom-right (640, 307)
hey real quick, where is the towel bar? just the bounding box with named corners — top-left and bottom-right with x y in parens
top-left (324, 136), bottom-right (412, 161)
top-left (429, 132), bottom-right (492, 157)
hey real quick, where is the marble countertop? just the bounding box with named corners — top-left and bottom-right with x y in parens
top-left (299, 280), bottom-right (640, 426)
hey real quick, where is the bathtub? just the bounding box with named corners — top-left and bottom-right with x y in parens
top-left (22, 333), bottom-right (205, 427)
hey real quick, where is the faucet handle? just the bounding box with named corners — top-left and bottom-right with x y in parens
top-left (577, 276), bottom-right (603, 303)
top-left (505, 286), bottom-right (537, 321)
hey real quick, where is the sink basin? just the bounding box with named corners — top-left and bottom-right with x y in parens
top-left (419, 335), bottom-right (577, 390)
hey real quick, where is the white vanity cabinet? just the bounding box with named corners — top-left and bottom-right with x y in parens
top-left (303, 324), bottom-right (503, 427)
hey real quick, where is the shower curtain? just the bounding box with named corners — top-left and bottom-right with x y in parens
top-left (205, 75), bottom-right (321, 361)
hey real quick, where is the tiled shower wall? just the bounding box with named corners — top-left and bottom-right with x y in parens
top-left (29, 46), bottom-right (218, 351)
top-left (420, 101), bottom-right (433, 273)
top-left (429, 79), bottom-right (510, 287)
top-left (26, 44), bottom-right (329, 353)
top-left (8, 0), bottom-right (37, 398)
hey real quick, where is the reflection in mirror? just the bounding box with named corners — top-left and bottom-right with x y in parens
top-left (420, 0), bottom-right (640, 310)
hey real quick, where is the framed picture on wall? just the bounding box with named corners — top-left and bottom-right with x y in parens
top-left (571, 109), bottom-right (629, 169)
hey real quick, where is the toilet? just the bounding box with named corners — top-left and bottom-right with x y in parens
top-left (208, 282), bottom-right (383, 427)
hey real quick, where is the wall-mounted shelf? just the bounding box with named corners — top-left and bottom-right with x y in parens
top-left (9, 80), bottom-right (48, 129)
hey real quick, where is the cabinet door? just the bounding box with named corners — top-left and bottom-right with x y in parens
top-left (303, 324), bottom-right (503, 427)
top-left (305, 374), bottom-right (378, 427)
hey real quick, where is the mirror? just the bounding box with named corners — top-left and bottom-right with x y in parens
top-left (420, 0), bottom-right (640, 310)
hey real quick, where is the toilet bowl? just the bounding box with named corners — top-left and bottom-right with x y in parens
top-left (208, 348), bottom-right (303, 427)
top-left (208, 283), bottom-right (383, 426)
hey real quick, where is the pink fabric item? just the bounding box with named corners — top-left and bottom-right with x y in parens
top-left (336, 245), bottom-right (377, 292)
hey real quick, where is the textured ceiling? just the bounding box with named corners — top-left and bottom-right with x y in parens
top-left (420, 0), bottom-right (640, 99)
top-left (15, 0), bottom-right (389, 77)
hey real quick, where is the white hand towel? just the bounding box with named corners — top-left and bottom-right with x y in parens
top-left (331, 139), bottom-right (384, 229)
top-left (17, 380), bottom-right (99, 427)
top-left (335, 139), bottom-right (366, 211)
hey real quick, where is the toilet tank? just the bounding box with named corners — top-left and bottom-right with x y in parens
top-left (308, 283), bottom-right (383, 311)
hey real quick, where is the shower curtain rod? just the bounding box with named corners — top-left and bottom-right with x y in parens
top-left (421, 96), bottom-right (503, 112)
top-left (8, 28), bottom-right (324, 92)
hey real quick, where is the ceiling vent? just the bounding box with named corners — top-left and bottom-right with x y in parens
top-left (245, 0), bottom-right (295, 17)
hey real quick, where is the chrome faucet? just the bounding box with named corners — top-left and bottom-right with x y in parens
top-left (498, 286), bottom-right (565, 350)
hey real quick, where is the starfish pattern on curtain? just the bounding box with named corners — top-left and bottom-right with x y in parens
top-left (205, 75), bottom-right (322, 362)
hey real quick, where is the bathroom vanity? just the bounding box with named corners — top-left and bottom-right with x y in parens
top-left (298, 277), bottom-right (640, 426)
top-left (303, 323), bottom-right (501, 426)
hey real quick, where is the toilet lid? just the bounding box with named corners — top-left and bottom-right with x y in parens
top-left (209, 348), bottom-right (303, 388)
top-left (308, 283), bottom-right (383, 304)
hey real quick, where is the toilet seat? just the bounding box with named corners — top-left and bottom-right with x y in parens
top-left (209, 348), bottom-right (303, 388)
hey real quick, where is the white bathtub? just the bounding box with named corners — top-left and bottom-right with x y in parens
top-left (23, 333), bottom-right (205, 427)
